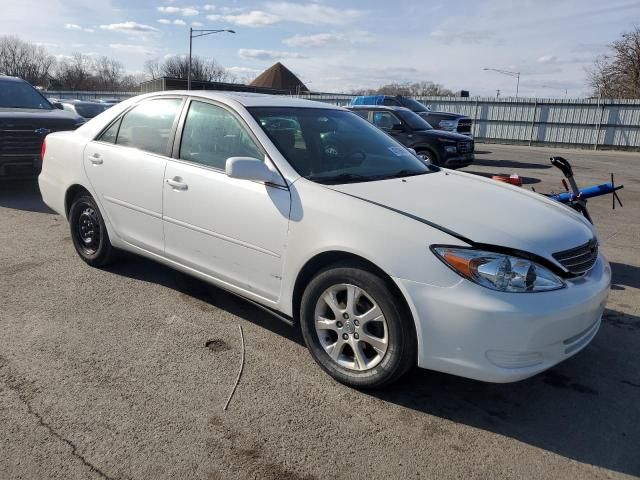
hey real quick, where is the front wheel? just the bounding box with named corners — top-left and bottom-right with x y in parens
top-left (69, 194), bottom-right (116, 267)
top-left (416, 149), bottom-right (439, 166)
top-left (300, 263), bottom-right (417, 389)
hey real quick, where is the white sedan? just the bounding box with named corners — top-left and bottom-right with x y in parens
top-left (39, 91), bottom-right (610, 388)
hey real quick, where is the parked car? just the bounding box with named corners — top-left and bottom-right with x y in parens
top-left (39, 92), bottom-right (609, 389)
top-left (60, 100), bottom-right (111, 121)
top-left (0, 76), bottom-right (84, 179)
top-left (351, 95), bottom-right (473, 137)
top-left (96, 98), bottom-right (122, 106)
top-left (349, 105), bottom-right (473, 168)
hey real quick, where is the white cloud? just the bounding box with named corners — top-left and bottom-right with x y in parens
top-left (100, 21), bottom-right (159, 33)
top-left (283, 32), bottom-right (343, 48)
top-left (537, 55), bottom-right (558, 64)
top-left (35, 42), bottom-right (59, 48)
top-left (173, 19), bottom-right (186, 25)
top-left (158, 6), bottom-right (199, 16)
top-left (65, 23), bottom-right (94, 32)
top-left (226, 66), bottom-right (260, 74)
top-left (157, 19), bottom-right (171, 24)
top-left (265, 2), bottom-right (363, 25)
top-left (203, 4), bottom-right (216, 11)
top-left (207, 11), bottom-right (280, 27)
top-left (191, 21), bottom-right (203, 26)
top-left (238, 48), bottom-right (306, 60)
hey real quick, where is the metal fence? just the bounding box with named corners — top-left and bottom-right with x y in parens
top-left (299, 95), bottom-right (640, 150)
top-left (45, 90), bottom-right (138, 101)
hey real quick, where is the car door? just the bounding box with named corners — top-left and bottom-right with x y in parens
top-left (84, 97), bottom-right (184, 254)
top-left (162, 99), bottom-right (290, 302)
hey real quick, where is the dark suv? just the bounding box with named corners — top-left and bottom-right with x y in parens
top-left (351, 95), bottom-right (473, 137)
top-left (0, 76), bottom-right (83, 179)
top-left (349, 105), bottom-right (474, 168)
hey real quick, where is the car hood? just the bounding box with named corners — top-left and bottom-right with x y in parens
top-left (0, 108), bottom-right (83, 128)
top-left (329, 169), bottom-right (595, 262)
top-left (412, 129), bottom-right (471, 142)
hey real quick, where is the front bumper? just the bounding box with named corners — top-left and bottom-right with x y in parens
top-left (443, 153), bottom-right (474, 169)
top-left (394, 255), bottom-right (610, 383)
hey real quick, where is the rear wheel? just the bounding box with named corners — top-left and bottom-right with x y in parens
top-left (69, 194), bottom-right (115, 267)
top-left (300, 263), bottom-right (416, 389)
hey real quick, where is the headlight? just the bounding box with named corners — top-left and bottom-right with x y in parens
top-left (444, 145), bottom-right (457, 153)
top-left (432, 247), bottom-right (565, 292)
top-left (438, 120), bottom-right (457, 130)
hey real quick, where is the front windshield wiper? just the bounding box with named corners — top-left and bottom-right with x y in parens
top-left (386, 169), bottom-right (430, 179)
top-left (305, 172), bottom-right (378, 184)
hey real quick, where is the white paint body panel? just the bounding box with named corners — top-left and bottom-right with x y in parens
top-left (38, 91), bottom-right (610, 383)
top-left (163, 160), bottom-right (290, 301)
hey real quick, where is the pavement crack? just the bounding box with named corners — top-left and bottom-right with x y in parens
top-left (0, 356), bottom-right (116, 480)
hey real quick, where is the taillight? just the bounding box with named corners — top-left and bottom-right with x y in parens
top-left (41, 138), bottom-right (47, 162)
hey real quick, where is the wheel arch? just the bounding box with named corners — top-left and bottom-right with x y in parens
top-left (414, 145), bottom-right (439, 160)
top-left (64, 184), bottom-right (92, 219)
top-left (291, 250), bottom-right (414, 330)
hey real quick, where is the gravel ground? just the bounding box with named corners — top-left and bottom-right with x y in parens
top-left (0, 143), bottom-right (639, 480)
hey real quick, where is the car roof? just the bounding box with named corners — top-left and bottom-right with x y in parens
top-left (348, 105), bottom-right (413, 113)
top-left (144, 90), bottom-right (344, 110)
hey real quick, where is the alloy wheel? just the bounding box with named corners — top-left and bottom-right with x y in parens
top-left (314, 283), bottom-right (389, 371)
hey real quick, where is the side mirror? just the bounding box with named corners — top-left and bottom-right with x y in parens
top-left (391, 123), bottom-right (405, 132)
top-left (52, 102), bottom-right (64, 110)
top-left (225, 157), bottom-right (283, 185)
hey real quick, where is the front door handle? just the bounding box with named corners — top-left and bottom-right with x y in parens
top-left (88, 153), bottom-right (103, 165)
top-left (166, 177), bottom-right (188, 191)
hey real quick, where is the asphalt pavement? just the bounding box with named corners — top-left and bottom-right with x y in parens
top-left (1, 143), bottom-right (639, 479)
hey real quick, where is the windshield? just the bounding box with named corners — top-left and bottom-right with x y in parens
top-left (401, 98), bottom-right (429, 112)
top-left (0, 80), bottom-right (52, 109)
top-left (250, 107), bottom-right (434, 184)
top-left (397, 110), bottom-right (433, 130)
top-left (74, 103), bottom-right (110, 118)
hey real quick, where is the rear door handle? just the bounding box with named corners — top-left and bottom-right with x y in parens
top-left (166, 177), bottom-right (188, 191)
top-left (88, 153), bottom-right (103, 165)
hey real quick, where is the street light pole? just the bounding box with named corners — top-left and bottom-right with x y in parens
top-left (188, 27), bottom-right (193, 91)
top-left (187, 28), bottom-right (236, 91)
top-left (483, 68), bottom-right (521, 98)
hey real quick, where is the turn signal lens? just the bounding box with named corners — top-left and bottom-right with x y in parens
top-left (40, 138), bottom-right (47, 162)
top-left (433, 247), bottom-right (565, 293)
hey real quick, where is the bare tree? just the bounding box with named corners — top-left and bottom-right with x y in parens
top-left (350, 81), bottom-right (454, 97)
top-left (54, 53), bottom-right (95, 90)
top-left (589, 26), bottom-right (640, 99)
top-left (93, 56), bottom-right (124, 90)
top-left (144, 58), bottom-right (162, 80)
top-left (0, 35), bottom-right (55, 86)
top-left (156, 54), bottom-right (236, 82)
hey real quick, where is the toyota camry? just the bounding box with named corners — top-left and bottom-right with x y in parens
top-left (39, 92), bottom-right (610, 388)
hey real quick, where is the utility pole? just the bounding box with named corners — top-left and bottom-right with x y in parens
top-left (188, 28), bottom-right (236, 90)
top-left (484, 68), bottom-right (521, 98)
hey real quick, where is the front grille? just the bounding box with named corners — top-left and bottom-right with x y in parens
top-left (0, 125), bottom-right (46, 157)
top-left (457, 140), bottom-right (474, 154)
top-left (457, 119), bottom-right (472, 134)
top-left (553, 238), bottom-right (598, 275)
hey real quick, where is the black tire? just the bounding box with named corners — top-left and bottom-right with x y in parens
top-left (69, 194), bottom-right (116, 267)
top-left (416, 148), bottom-right (440, 166)
top-left (300, 262), bottom-right (417, 389)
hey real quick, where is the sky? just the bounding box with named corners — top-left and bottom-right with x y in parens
top-left (1, 0), bottom-right (639, 97)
